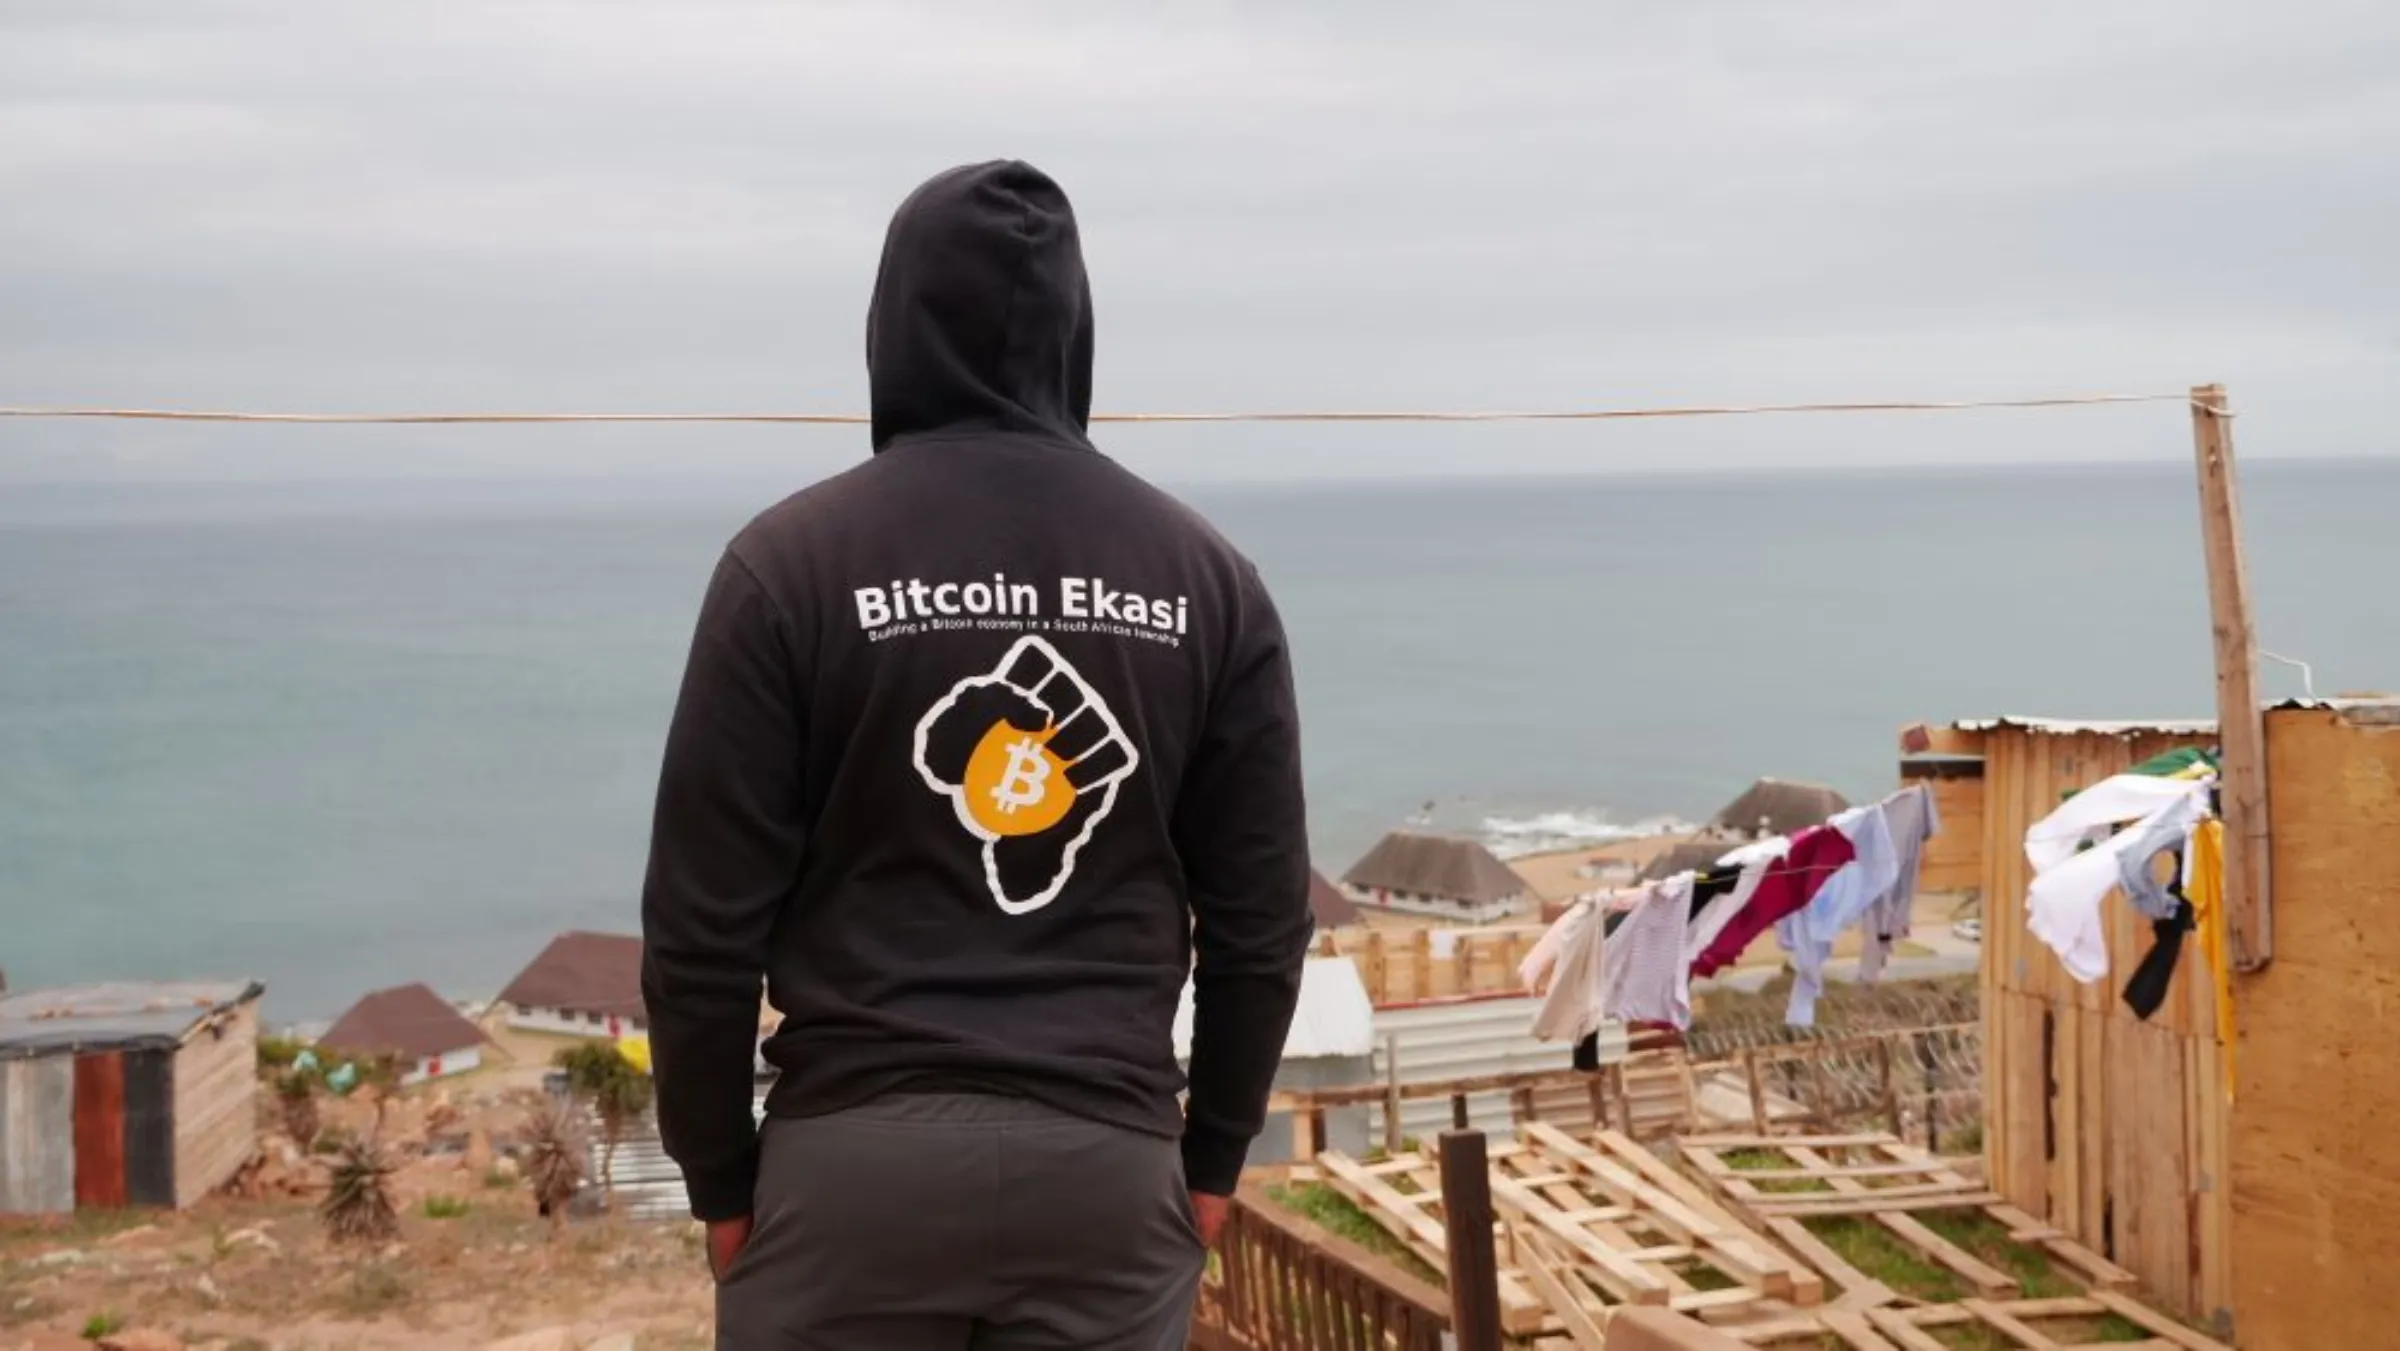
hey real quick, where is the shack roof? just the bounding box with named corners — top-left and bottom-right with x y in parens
top-left (319, 983), bottom-right (487, 1062)
top-left (1308, 869), bottom-right (1359, 928)
top-left (1341, 832), bottom-right (1528, 905)
top-left (1708, 778), bottom-right (1850, 839)
top-left (1636, 839), bottom-right (1738, 883)
top-left (496, 931), bottom-right (645, 1020)
top-left (1953, 717), bottom-right (2217, 736)
top-left (0, 980), bottom-right (262, 1060)
top-left (1173, 957), bottom-right (1373, 1061)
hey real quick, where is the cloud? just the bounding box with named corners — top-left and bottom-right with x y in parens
top-left (1, 0), bottom-right (2394, 482)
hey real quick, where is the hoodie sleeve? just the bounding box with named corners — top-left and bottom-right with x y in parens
top-left (640, 550), bottom-right (806, 1222)
top-left (1173, 565), bottom-right (1312, 1196)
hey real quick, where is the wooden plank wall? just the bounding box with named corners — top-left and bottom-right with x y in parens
top-left (173, 999), bottom-right (260, 1208)
top-left (2230, 706), bottom-right (2400, 1351)
top-left (1316, 925), bottom-right (1542, 1005)
top-left (0, 1056), bottom-right (77, 1215)
top-left (1977, 725), bottom-right (2230, 1327)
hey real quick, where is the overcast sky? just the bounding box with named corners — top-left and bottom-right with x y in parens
top-left (3, 1), bottom-right (2395, 483)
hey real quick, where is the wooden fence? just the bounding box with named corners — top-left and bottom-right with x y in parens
top-left (1189, 1182), bottom-right (1453, 1351)
top-left (1315, 924), bottom-right (1546, 1005)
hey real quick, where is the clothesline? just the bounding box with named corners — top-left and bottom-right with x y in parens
top-left (0, 390), bottom-right (2226, 428)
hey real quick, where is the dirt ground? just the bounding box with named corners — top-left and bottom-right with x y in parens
top-left (0, 1172), bottom-right (714, 1351)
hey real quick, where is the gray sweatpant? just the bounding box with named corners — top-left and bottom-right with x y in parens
top-left (715, 1093), bottom-right (1208, 1350)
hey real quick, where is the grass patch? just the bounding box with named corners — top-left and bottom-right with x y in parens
top-left (1265, 1183), bottom-right (1440, 1284)
top-left (1720, 1147), bottom-right (1835, 1196)
top-left (2035, 1315), bottom-right (2153, 1343)
top-left (482, 1167), bottom-right (519, 1191)
top-left (1671, 1260), bottom-right (1741, 1293)
top-left (79, 1310), bottom-right (127, 1341)
top-left (422, 1195), bottom-right (472, 1220)
top-left (1804, 1216), bottom-right (1964, 1302)
top-left (1915, 1208), bottom-right (2073, 1297)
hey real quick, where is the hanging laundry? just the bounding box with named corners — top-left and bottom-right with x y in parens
top-left (1525, 899), bottom-right (1605, 1042)
top-left (2120, 898), bottom-right (2194, 1019)
top-left (1778, 803), bottom-right (1900, 1026)
top-left (2026, 784), bottom-right (2209, 981)
top-left (2114, 810), bottom-right (2197, 922)
top-left (2189, 818), bottom-right (2236, 1098)
top-left (1600, 874), bottom-right (1695, 1029)
top-left (1692, 825), bottom-right (1853, 978)
top-left (1687, 838), bottom-right (1786, 968)
top-left (1858, 783), bottom-right (1941, 984)
top-left (2026, 773), bottom-right (2210, 872)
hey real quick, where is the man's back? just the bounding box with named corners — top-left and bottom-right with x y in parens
top-left (639, 161), bottom-right (1311, 1348)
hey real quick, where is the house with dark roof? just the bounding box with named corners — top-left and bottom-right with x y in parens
top-left (496, 931), bottom-right (647, 1039)
top-left (318, 983), bottom-right (490, 1085)
top-left (1708, 778), bottom-right (1851, 840)
top-left (1339, 831), bottom-right (1533, 923)
top-left (1307, 868), bottom-right (1359, 930)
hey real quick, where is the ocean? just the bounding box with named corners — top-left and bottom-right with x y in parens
top-left (3, 459), bottom-right (2392, 1019)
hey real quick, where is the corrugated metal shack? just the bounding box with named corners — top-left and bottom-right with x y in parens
top-left (0, 980), bottom-right (262, 1214)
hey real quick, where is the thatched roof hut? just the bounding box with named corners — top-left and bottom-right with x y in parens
top-left (1707, 778), bottom-right (1849, 840)
top-left (1341, 832), bottom-right (1533, 921)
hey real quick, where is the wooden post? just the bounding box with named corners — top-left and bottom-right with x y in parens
top-left (2190, 383), bottom-right (2273, 970)
top-left (1744, 1048), bottom-right (1769, 1134)
top-left (1877, 1038), bottom-right (1902, 1138)
top-left (1453, 1093), bottom-right (1472, 1131)
top-left (1383, 1032), bottom-right (1406, 1154)
top-left (1439, 1130), bottom-right (1505, 1351)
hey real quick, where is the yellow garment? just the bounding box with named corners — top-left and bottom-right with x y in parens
top-left (616, 1032), bottom-right (652, 1075)
top-left (2188, 820), bottom-right (2235, 1099)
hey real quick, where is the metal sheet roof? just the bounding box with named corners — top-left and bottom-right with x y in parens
top-left (0, 980), bottom-right (263, 1058)
top-left (1172, 957), bottom-right (1375, 1062)
top-left (1953, 717), bottom-right (2217, 736)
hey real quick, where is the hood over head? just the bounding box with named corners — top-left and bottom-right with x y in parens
top-left (867, 160), bottom-right (1095, 450)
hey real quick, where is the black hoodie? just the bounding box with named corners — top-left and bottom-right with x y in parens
top-left (639, 161), bottom-right (1312, 1221)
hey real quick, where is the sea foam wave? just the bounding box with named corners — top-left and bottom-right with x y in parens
top-left (1478, 810), bottom-right (1695, 859)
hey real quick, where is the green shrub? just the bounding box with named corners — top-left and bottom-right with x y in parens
top-left (423, 1195), bottom-right (471, 1220)
top-left (79, 1311), bottom-right (126, 1341)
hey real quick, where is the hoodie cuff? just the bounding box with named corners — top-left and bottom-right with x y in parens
top-left (680, 1150), bottom-right (760, 1223)
top-left (1180, 1123), bottom-right (1252, 1197)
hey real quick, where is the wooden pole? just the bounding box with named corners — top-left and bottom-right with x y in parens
top-left (1383, 1032), bottom-right (1406, 1154)
top-left (2190, 383), bottom-right (2273, 970)
top-left (1439, 1130), bottom-right (1505, 1351)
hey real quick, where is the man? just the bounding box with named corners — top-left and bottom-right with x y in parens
top-left (640, 160), bottom-right (1312, 1350)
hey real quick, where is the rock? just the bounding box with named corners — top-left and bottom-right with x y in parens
top-left (100, 1225), bottom-right (160, 1249)
top-left (194, 1272), bottom-right (225, 1304)
top-left (96, 1330), bottom-right (186, 1351)
top-left (480, 1330), bottom-right (578, 1351)
top-left (464, 1125), bottom-right (495, 1174)
top-left (31, 1249), bottom-right (83, 1267)
top-left (580, 1334), bottom-right (637, 1351)
top-left (491, 1154), bottom-right (520, 1183)
top-left (224, 1226), bottom-right (280, 1253)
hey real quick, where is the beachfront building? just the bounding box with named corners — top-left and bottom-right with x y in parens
top-left (1707, 777), bottom-right (1850, 840)
top-left (317, 982), bottom-right (489, 1085)
top-left (1339, 831), bottom-right (1534, 923)
top-left (495, 930), bottom-right (647, 1039)
top-left (0, 981), bottom-right (262, 1214)
top-left (1306, 868), bottom-right (1359, 930)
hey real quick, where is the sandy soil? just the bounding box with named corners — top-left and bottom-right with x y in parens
top-left (0, 1171), bottom-right (713, 1351)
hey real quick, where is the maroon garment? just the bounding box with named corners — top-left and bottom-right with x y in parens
top-left (1690, 825), bottom-right (1856, 977)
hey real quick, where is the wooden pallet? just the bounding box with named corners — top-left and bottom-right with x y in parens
top-left (1677, 1133), bottom-right (2135, 1306)
top-left (1317, 1124), bottom-right (1822, 1335)
top-left (1697, 1293), bottom-right (2230, 1350)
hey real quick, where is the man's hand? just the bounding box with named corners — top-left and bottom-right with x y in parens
top-left (1189, 1191), bottom-right (1230, 1249)
top-left (706, 1215), bottom-right (755, 1282)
